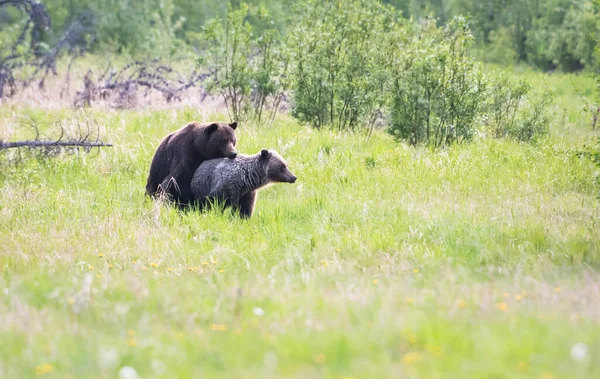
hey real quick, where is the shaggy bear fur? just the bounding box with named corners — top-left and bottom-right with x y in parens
top-left (190, 149), bottom-right (297, 218)
top-left (146, 121), bottom-right (238, 205)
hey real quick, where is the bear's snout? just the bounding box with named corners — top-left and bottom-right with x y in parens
top-left (228, 151), bottom-right (238, 159)
top-left (289, 175), bottom-right (297, 183)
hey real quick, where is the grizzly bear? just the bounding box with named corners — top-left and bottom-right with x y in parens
top-left (190, 148), bottom-right (297, 218)
top-left (146, 121), bottom-right (238, 205)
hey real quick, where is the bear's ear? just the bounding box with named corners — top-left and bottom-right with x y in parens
top-left (205, 123), bottom-right (219, 134)
top-left (229, 121), bottom-right (238, 130)
top-left (260, 149), bottom-right (271, 160)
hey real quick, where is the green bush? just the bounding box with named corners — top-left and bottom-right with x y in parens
top-left (485, 75), bottom-right (531, 139)
top-left (388, 17), bottom-right (487, 147)
top-left (198, 3), bottom-right (288, 124)
top-left (42, 0), bottom-right (183, 55)
top-left (289, 0), bottom-right (396, 130)
top-left (485, 74), bottom-right (554, 142)
top-left (508, 91), bottom-right (554, 142)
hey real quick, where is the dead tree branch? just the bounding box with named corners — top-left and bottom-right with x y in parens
top-left (73, 60), bottom-right (209, 108)
top-left (0, 0), bottom-right (94, 99)
top-left (0, 140), bottom-right (112, 149)
top-left (0, 113), bottom-right (112, 165)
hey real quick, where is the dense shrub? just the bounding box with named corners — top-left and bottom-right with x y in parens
top-left (198, 4), bottom-right (288, 124)
top-left (386, 0), bottom-right (600, 72)
top-left (388, 17), bottom-right (487, 146)
top-left (289, 0), bottom-right (396, 130)
top-left (485, 74), bottom-right (554, 142)
top-left (41, 0), bottom-right (183, 55)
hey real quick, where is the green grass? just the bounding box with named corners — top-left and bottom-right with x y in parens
top-left (1, 71), bottom-right (600, 378)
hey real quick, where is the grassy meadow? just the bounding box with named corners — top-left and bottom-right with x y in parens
top-left (1, 69), bottom-right (600, 378)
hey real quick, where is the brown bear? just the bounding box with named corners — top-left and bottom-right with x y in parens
top-left (189, 148), bottom-right (297, 218)
top-left (146, 121), bottom-right (238, 205)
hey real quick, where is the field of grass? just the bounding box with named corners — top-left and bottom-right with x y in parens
top-left (1, 69), bottom-right (599, 378)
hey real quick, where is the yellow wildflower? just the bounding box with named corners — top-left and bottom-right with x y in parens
top-left (402, 352), bottom-right (420, 365)
top-left (211, 323), bottom-right (227, 332)
top-left (34, 363), bottom-right (54, 375)
top-left (555, 287), bottom-right (561, 293)
top-left (150, 263), bottom-right (159, 268)
top-left (425, 344), bottom-right (442, 355)
top-left (496, 302), bottom-right (509, 312)
top-left (97, 253), bottom-right (104, 258)
top-left (516, 361), bottom-right (528, 372)
top-left (413, 269), bottom-right (419, 273)
top-left (313, 354), bottom-right (326, 364)
top-left (457, 299), bottom-right (466, 309)
top-left (405, 297), bottom-right (415, 305)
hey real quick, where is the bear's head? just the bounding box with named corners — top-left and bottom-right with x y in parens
top-left (261, 149), bottom-right (297, 184)
top-left (201, 121), bottom-right (238, 160)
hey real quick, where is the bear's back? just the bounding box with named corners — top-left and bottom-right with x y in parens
top-left (190, 154), bottom-right (257, 201)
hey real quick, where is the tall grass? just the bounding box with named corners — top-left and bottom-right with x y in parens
top-left (0, 70), bottom-right (599, 378)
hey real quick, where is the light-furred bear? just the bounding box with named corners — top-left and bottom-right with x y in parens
top-left (145, 121), bottom-right (238, 206)
top-left (190, 149), bottom-right (297, 218)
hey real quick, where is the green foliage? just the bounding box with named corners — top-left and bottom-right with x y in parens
top-left (593, 2), bottom-right (600, 129)
top-left (510, 91), bottom-right (554, 142)
top-left (476, 27), bottom-right (517, 66)
top-left (41, 0), bottom-right (184, 55)
top-left (200, 4), bottom-right (253, 121)
top-left (486, 75), bottom-right (531, 138)
top-left (393, 0), bottom-right (600, 72)
top-left (486, 74), bottom-right (554, 142)
top-left (388, 17), bottom-right (487, 146)
top-left (198, 3), bottom-right (288, 124)
top-left (289, 0), bottom-right (395, 130)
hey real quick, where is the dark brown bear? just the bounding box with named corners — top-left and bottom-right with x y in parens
top-left (146, 121), bottom-right (238, 205)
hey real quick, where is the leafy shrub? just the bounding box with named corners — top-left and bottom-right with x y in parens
top-left (485, 75), bottom-right (531, 138)
top-left (508, 91), bottom-right (554, 142)
top-left (289, 0), bottom-right (396, 130)
top-left (198, 3), bottom-right (288, 124)
top-left (485, 74), bottom-right (554, 142)
top-left (43, 0), bottom-right (183, 55)
top-left (388, 17), bottom-right (487, 147)
top-left (479, 27), bottom-right (517, 67)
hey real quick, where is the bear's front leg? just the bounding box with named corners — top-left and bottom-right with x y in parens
top-left (237, 191), bottom-right (257, 218)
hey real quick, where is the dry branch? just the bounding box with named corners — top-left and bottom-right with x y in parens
top-left (0, 140), bottom-right (112, 150)
top-left (0, 114), bottom-right (112, 165)
top-left (73, 60), bottom-right (209, 108)
top-left (0, 0), bottom-right (94, 99)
